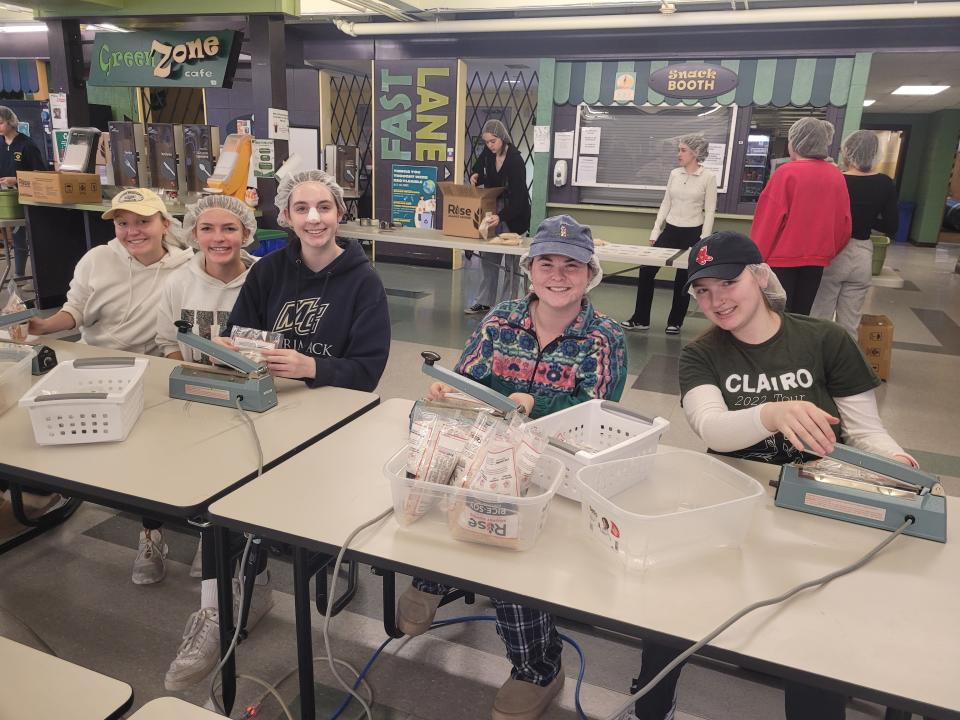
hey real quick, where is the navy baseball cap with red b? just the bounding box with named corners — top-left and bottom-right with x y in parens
top-left (682, 231), bottom-right (763, 293)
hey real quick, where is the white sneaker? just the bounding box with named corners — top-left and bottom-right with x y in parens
top-left (190, 538), bottom-right (203, 579)
top-left (233, 571), bottom-right (275, 631)
top-left (132, 529), bottom-right (168, 585)
top-left (164, 608), bottom-right (220, 691)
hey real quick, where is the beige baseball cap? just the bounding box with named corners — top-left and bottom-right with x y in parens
top-left (101, 188), bottom-right (168, 220)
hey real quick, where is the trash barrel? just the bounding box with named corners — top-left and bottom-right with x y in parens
top-left (871, 234), bottom-right (891, 276)
top-left (250, 229), bottom-right (288, 257)
top-left (0, 189), bottom-right (23, 219)
top-left (895, 201), bottom-right (915, 243)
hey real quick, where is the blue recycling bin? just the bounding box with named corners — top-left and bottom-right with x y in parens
top-left (895, 201), bottom-right (915, 243)
top-left (250, 229), bottom-right (289, 257)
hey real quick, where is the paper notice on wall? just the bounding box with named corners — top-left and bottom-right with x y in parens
top-left (533, 126), bottom-right (551, 153)
top-left (49, 92), bottom-right (68, 130)
top-left (704, 143), bottom-right (727, 187)
top-left (554, 131), bottom-right (574, 160)
top-left (575, 156), bottom-right (598, 186)
top-left (267, 108), bottom-right (289, 141)
top-left (252, 139), bottom-right (276, 178)
top-left (579, 127), bottom-right (602, 155)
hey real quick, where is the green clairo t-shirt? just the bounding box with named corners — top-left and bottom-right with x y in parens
top-left (679, 313), bottom-right (880, 465)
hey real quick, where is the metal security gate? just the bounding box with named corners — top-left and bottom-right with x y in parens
top-left (329, 72), bottom-right (373, 216)
top-left (464, 67), bottom-right (538, 193)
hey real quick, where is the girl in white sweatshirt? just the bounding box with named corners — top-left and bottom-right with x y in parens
top-left (28, 188), bottom-right (192, 585)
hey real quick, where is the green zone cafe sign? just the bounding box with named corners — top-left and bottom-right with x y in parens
top-left (648, 63), bottom-right (738, 99)
top-left (88, 31), bottom-right (242, 88)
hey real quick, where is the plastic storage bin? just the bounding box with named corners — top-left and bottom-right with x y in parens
top-left (576, 449), bottom-right (764, 570)
top-left (526, 399), bottom-right (669, 501)
top-left (870, 234), bottom-right (891, 276)
top-left (19, 356), bottom-right (148, 445)
top-left (0, 342), bottom-right (34, 415)
top-left (895, 201), bottom-right (915, 243)
top-left (384, 446), bottom-right (565, 551)
top-left (250, 229), bottom-right (288, 257)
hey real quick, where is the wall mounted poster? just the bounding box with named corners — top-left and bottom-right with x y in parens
top-left (373, 59), bottom-right (457, 228)
top-left (391, 164), bottom-right (438, 228)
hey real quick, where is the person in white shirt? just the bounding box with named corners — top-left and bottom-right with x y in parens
top-left (621, 134), bottom-right (717, 335)
top-left (25, 189), bottom-right (192, 578)
top-left (158, 194), bottom-right (273, 693)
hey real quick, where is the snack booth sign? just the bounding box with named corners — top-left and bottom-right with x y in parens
top-left (87, 31), bottom-right (242, 88)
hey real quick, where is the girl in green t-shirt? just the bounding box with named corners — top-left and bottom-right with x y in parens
top-left (630, 230), bottom-right (916, 720)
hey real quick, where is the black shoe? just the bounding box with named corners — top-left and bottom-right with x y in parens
top-left (620, 320), bottom-right (650, 331)
top-left (464, 303), bottom-right (491, 315)
top-left (665, 325), bottom-right (681, 335)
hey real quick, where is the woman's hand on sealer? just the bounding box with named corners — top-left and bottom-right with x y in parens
top-left (760, 400), bottom-right (839, 456)
top-left (426, 382), bottom-right (454, 401)
top-left (508, 392), bottom-right (535, 416)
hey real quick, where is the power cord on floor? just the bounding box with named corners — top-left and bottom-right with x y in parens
top-left (603, 516), bottom-right (916, 720)
top-left (208, 396), bottom-right (265, 715)
top-left (0, 604), bottom-right (58, 656)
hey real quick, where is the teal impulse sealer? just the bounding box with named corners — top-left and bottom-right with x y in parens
top-left (774, 443), bottom-right (946, 542)
top-left (0, 308), bottom-right (58, 375)
top-left (168, 320), bottom-right (277, 412)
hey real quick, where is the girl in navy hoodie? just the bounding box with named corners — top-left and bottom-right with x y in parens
top-left (219, 170), bottom-right (390, 392)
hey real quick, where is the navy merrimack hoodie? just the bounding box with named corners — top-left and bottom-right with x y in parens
top-left (224, 237), bottom-right (390, 392)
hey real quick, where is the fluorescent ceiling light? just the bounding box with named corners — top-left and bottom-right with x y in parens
top-left (862, 99), bottom-right (876, 107)
top-left (891, 85), bottom-right (949, 95)
top-left (0, 24), bottom-right (47, 33)
top-left (95, 23), bottom-right (130, 32)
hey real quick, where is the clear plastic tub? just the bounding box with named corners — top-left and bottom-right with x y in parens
top-left (0, 342), bottom-right (34, 415)
top-left (526, 399), bottom-right (669, 501)
top-left (384, 446), bottom-right (565, 551)
top-left (576, 449), bottom-right (765, 570)
top-left (19, 356), bottom-right (148, 445)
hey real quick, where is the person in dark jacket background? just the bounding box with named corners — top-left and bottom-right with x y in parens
top-left (0, 105), bottom-right (45, 279)
top-left (220, 169), bottom-right (390, 392)
top-left (465, 118), bottom-right (531, 315)
top-left (811, 130), bottom-right (898, 337)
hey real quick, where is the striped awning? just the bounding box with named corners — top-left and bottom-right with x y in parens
top-left (0, 60), bottom-right (40, 94)
top-left (554, 57), bottom-right (855, 108)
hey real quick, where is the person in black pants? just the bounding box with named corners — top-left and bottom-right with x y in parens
top-left (622, 134), bottom-right (717, 335)
top-left (0, 105), bottom-right (45, 278)
top-left (464, 118), bottom-right (531, 315)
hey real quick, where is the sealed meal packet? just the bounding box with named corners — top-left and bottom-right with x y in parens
top-left (230, 326), bottom-right (284, 364)
top-left (1, 280), bottom-right (28, 342)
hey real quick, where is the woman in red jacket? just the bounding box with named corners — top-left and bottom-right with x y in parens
top-left (750, 117), bottom-right (851, 314)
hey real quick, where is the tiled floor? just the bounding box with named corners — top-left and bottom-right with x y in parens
top-left (1, 242), bottom-right (958, 719)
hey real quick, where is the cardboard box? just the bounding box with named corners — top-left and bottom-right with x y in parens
top-left (16, 171), bottom-right (102, 204)
top-left (438, 182), bottom-right (504, 239)
top-left (858, 314), bottom-right (894, 380)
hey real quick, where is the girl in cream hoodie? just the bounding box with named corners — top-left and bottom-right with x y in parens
top-left (29, 187), bottom-right (192, 585)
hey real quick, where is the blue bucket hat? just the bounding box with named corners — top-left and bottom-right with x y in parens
top-left (528, 215), bottom-right (594, 264)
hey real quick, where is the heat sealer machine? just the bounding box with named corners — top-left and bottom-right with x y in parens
top-left (0, 308), bottom-right (57, 375)
top-left (419, 350), bottom-right (524, 418)
top-left (168, 320), bottom-right (277, 412)
top-left (774, 443), bottom-right (946, 542)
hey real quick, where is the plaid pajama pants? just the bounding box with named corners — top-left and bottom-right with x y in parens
top-left (413, 577), bottom-right (563, 686)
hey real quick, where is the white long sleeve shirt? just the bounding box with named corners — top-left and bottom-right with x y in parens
top-left (651, 165), bottom-right (718, 241)
top-left (61, 238), bottom-right (192, 356)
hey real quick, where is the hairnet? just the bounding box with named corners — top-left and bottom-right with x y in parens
top-left (481, 119), bottom-right (512, 147)
top-left (518, 252), bottom-right (604, 293)
top-left (748, 263), bottom-right (786, 312)
top-left (842, 130), bottom-right (879, 172)
top-left (0, 106), bottom-right (18, 127)
top-left (788, 117), bottom-right (834, 159)
top-left (183, 194), bottom-right (258, 247)
top-left (274, 170), bottom-right (346, 228)
top-left (679, 134), bottom-right (710, 162)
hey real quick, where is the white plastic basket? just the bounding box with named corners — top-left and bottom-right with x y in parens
top-left (384, 446), bottom-right (565, 551)
top-left (0, 342), bottom-right (34, 416)
top-left (19, 356), bottom-right (148, 445)
top-left (526, 399), bottom-right (669, 501)
top-left (576, 449), bottom-right (764, 570)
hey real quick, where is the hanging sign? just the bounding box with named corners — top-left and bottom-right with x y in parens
top-left (87, 30), bottom-right (241, 88)
top-left (648, 63), bottom-right (738, 99)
